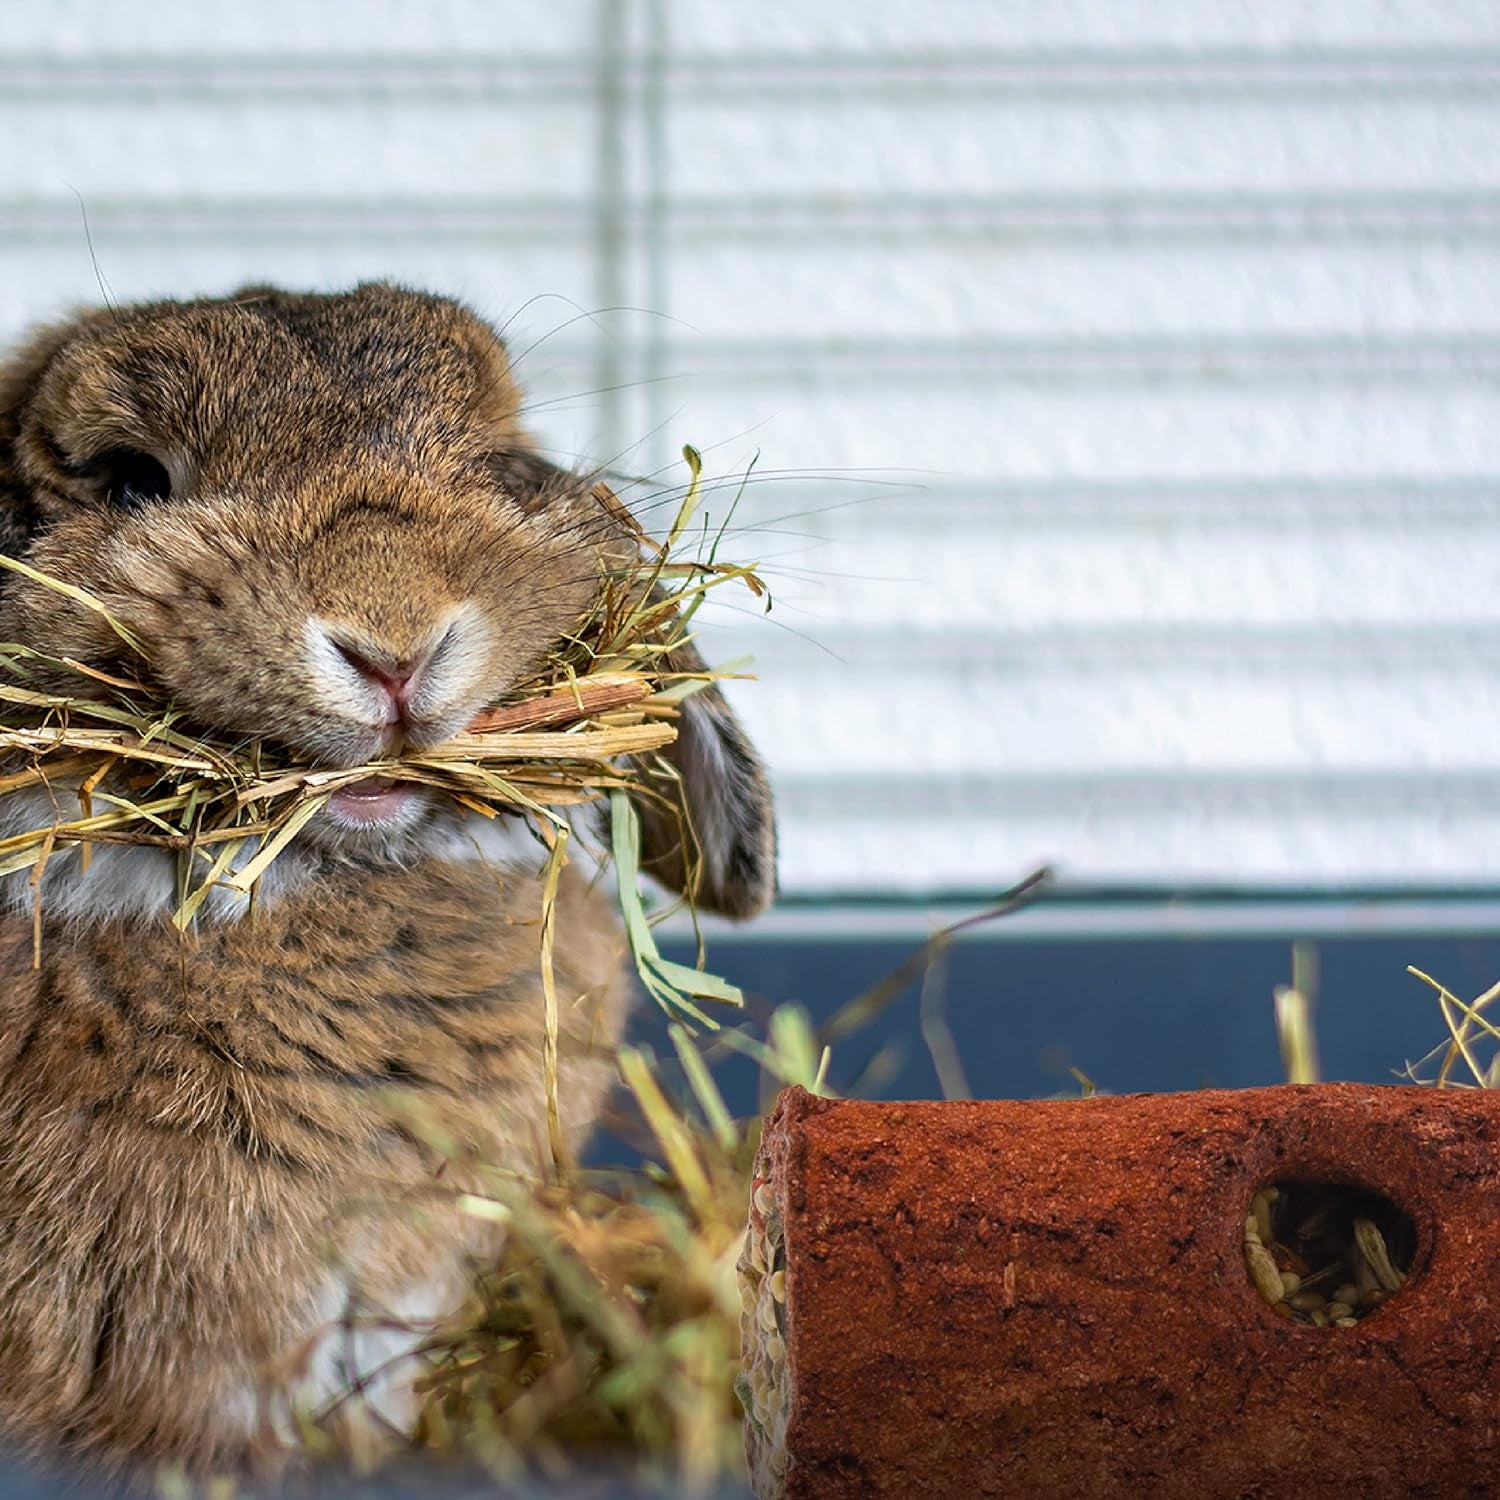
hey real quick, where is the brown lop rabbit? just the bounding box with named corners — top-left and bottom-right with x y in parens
top-left (0, 283), bottom-right (775, 1478)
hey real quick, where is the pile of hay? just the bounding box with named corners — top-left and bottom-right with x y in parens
top-left (334, 1016), bottom-right (832, 1492)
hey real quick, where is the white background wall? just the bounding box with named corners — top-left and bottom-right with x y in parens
top-left (3, 1), bottom-right (1500, 898)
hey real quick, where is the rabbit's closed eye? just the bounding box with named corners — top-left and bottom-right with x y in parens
top-left (71, 446), bottom-right (173, 510)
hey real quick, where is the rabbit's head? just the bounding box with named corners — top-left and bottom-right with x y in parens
top-left (0, 283), bottom-right (775, 919)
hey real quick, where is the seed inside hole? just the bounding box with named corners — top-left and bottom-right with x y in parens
top-left (1244, 1180), bottom-right (1416, 1327)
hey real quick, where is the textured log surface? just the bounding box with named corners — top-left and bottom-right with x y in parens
top-left (745, 1084), bottom-right (1500, 1500)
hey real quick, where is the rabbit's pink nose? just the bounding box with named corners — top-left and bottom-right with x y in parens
top-left (331, 641), bottom-right (427, 723)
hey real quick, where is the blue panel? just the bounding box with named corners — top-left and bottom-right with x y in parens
top-left (639, 929), bottom-right (1500, 1117)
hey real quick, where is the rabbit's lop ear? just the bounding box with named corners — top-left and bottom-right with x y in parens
top-left (491, 452), bottom-right (778, 918)
top-left (634, 631), bottom-right (777, 920)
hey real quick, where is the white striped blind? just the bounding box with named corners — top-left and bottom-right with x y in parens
top-left (3, 0), bottom-right (1499, 896)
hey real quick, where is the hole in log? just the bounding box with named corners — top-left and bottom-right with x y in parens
top-left (1244, 1180), bottom-right (1416, 1327)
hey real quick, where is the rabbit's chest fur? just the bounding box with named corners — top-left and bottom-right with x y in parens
top-left (0, 856), bottom-right (628, 1473)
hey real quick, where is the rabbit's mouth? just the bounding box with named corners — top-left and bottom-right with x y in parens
top-left (318, 776), bottom-right (444, 846)
top-left (326, 775), bottom-right (419, 829)
top-left (301, 780), bottom-right (547, 887)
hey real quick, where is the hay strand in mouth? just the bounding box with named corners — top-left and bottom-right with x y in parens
top-left (465, 674), bottom-right (652, 734)
top-left (0, 448), bottom-right (762, 1027)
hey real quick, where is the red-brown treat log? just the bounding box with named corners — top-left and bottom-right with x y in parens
top-left (738, 1084), bottom-right (1500, 1499)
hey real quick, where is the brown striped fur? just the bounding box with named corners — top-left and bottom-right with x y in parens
top-left (0, 861), bottom-right (628, 1474)
top-left (0, 284), bottom-right (776, 1478)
